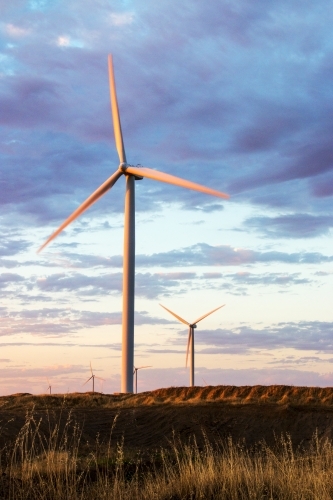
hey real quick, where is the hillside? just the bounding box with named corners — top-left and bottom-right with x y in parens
top-left (3, 384), bottom-right (333, 410)
top-left (1, 385), bottom-right (333, 452)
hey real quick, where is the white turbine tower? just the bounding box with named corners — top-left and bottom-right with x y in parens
top-left (83, 362), bottom-right (105, 394)
top-left (133, 365), bottom-right (152, 394)
top-left (160, 304), bottom-right (225, 387)
top-left (38, 55), bottom-right (229, 393)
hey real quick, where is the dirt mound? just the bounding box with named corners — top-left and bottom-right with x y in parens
top-left (137, 385), bottom-right (333, 406)
top-left (2, 385), bottom-right (333, 410)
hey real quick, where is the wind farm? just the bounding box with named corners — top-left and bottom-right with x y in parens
top-left (38, 55), bottom-right (229, 394)
top-left (2, 0), bottom-right (333, 495)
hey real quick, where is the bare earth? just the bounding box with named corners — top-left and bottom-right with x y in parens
top-left (1, 385), bottom-right (333, 452)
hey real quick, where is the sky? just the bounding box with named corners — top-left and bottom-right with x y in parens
top-left (1, 0), bottom-right (333, 395)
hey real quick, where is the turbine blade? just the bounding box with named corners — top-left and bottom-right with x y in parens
top-left (83, 376), bottom-right (92, 386)
top-left (38, 169), bottom-right (122, 253)
top-left (137, 366), bottom-right (152, 369)
top-left (95, 376), bottom-right (105, 381)
top-left (185, 328), bottom-right (191, 368)
top-left (193, 304), bottom-right (225, 325)
top-left (90, 361), bottom-right (93, 375)
top-left (126, 166), bottom-right (229, 199)
top-left (159, 304), bottom-right (190, 326)
top-left (108, 54), bottom-right (127, 164)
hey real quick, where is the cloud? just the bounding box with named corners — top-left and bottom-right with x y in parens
top-left (133, 244), bottom-right (333, 267)
top-left (34, 270), bottom-right (198, 299)
top-left (9, 241), bottom-right (333, 275)
top-left (0, 272), bottom-right (25, 288)
top-left (178, 321), bottom-right (333, 354)
top-left (0, 77), bottom-right (61, 128)
top-left (0, 363), bottom-right (88, 379)
top-left (0, 238), bottom-right (30, 256)
top-left (55, 34), bottom-right (86, 48)
top-left (245, 213), bottom-right (333, 238)
top-left (268, 355), bottom-right (333, 366)
top-left (0, 259), bottom-right (21, 269)
top-left (5, 24), bottom-right (30, 38)
top-left (109, 12), bottom-right (135, 26)
top-left (1, 0), bottom-right (332, 227)
top-left (36, 272), bottom-right (122, 294)
top-left (225, 271), bottom-right (310, 287)
top-left (0, 307), bottom-right (172, 337)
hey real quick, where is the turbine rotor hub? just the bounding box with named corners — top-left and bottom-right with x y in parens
top-left (119, 162), bottom-right (143, 181)
top-left (191, 324), bottom-right (197, 328)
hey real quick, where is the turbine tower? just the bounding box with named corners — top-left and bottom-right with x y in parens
top-left (160, 304), bottom-right (225, 387)
top-left (83, 362), bottom-right (105, 393)
top-left (38, 55), bottom-right (229, 393)
top-left (133, 365), bottom-right (152, 394)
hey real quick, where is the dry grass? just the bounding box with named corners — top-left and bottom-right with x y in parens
top-left (3, 385), bottom-right (333, 411)
top-left (1, 408), bottom-right (333, 499)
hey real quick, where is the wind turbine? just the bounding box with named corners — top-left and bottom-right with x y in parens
top-left (83, 362), bottom-right (105, 393)
top-left (133, 365), bottom-right (152, 394)
top-left (160, 304), bottom-right (225, 387)
top-left (38, 54), bottom-right (229, 393)
top-left (46, 378), bottom-right (51, 395)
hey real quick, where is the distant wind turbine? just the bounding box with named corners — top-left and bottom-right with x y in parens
top-left (46, 378), bottom-right (51, 395)
top-left (38, 54), bottom-right (229, 393)
top-left (83, 362), bottom-right (105, 393)
top-left (133, 365), bottom-right (151, 394)
top-left (160, 304), bottom-right (225, 387)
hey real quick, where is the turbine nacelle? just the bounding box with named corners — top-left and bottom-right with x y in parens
top-left (119, 163), bottom-right (143, 180)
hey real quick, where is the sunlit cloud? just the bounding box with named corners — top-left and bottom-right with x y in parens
top-left (56, 36), bottom-right (84, 48)
top-left (5, 24), bottom-right (30, 38)
top-left (109, 12), bottom-right (135, 26)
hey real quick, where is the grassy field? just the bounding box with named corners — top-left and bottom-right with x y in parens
top-left (6, 385), bottom-right (333, 409)
top-left (1, 399), bottom-right (333, 499)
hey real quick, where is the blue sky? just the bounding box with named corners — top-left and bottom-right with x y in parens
top-left (1, 0), bottom-right (333, 394)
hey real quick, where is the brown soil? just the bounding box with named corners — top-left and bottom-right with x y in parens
top-left (1, 385), bottom-right (333, 452)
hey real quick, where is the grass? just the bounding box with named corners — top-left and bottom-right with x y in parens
top-left (1, 408), bottom-right (333, 499)
top-left (4, 385), bottom-right (333, 411)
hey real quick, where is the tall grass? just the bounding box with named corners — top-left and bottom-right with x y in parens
top-left (1, 409), bottom-right (333, 499)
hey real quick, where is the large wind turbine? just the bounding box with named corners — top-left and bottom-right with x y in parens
top-left (38, 55), bottom-right (229, 393)
top-left (160, 304), bottom-right (225, 387)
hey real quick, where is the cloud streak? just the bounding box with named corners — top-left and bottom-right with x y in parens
top-left (181, 321), bottom-right (333, 354)
top-left (0, 307), bottom-right (172, 337)
top-left (52, 244), bottom-right (333, 270)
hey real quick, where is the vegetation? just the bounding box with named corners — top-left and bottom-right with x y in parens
top-left (4, 384), bottom-right (333, 411)
top-left (1, 407), bottom-right (333, 499)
